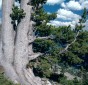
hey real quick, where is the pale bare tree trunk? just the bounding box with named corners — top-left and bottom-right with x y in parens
top-left (0, 0), bottom-right (51, 85)
top-left (14, 0), bottom-right (42, 84)
top-left (2, 0), bottom-right (14, 63)
top-left (1, 0), bottom-right (19, 83)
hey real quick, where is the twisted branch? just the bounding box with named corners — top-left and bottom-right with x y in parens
top-left (59, 31), bottom-right (80, 54)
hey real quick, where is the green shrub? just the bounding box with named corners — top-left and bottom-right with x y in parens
top-left (0, 73), bottom-right (20, 85)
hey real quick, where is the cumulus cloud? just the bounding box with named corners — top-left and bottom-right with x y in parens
top-left (81, 1), bottom-right (88, 9)
top-left (61, 2), bottom-right (66, 8)
top-left (57, 9), bottom-right (81, 21)
top-left (61, 0), bottom-right (88, 10)
top-left (48, 20), bottom-right (77, 29)
top-left (48, 9), bottom-right (81, 28)
top-left (66, 1), bottom-right (82, 10)
top-left (48, 20), bottom-right (71, 26)
top-left (61, 1), bottom-right (82, 10)
top-left (58, 0), bottom-right (88, 28)
top-left (46, 0), bottom-right (65, 5)
top-left (79, 0), bottom-right (88, 4)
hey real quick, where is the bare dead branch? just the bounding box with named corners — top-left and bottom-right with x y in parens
top-left (28, 52), bottom-right (43, 61)
top-left (59, 31), bottom-right (79, 54)
top-left (36, 36), bottom-right (50, 39)
top-left (28, 35), bottom-right (54, 45)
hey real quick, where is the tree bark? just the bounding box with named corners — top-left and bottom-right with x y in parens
top-left (14, 0), bottom-right (42, 85)
top-left (1, 0), bottom-right (20, 83)
top-left (2, 0), bottom-right (14, 63)
top-left (0, 0), bottom-right (52, 85)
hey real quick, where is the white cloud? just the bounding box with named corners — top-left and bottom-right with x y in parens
top-left (66, 1), bottom-right (82, 10)
top-left (46, 0), bottom-right (65, 5)
top-left (48, 9), bottom-right (81, 28)
top-left (61, 2), bottom-right (66, 8)
top-left (61, 1), bottom-right (82, 10)
top-left (49, 20), bottom-right (71, 26)
top-left (79, 0), bottom-right (84, 3)
top-left (61, 0), bottom-right (88, 10)
top-left (48, 20), bottom-right (76, 29)
top-left (57, 9), bottom-right (81, 21)
top-left (79, 0), bottom-right (88, 4)
top-left (81, 1), bottom-right (88, 9)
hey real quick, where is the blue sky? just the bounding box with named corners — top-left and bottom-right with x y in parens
top-left (0, 0), bottom-right (88, 29)
top-left (44, 0), bottom-right (88, 29)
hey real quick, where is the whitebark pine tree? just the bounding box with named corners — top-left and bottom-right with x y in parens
top-left (0, 0), bottom-right (49, 85)
top-left (0, 0), bottom-right (86, 85)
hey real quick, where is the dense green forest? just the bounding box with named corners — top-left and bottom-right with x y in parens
top-left (0, 0), bottom-right (88, 85)
top-left (28, 6), bottom-right (88, 85)
top-left (29, 0), bottom-right (88, 84)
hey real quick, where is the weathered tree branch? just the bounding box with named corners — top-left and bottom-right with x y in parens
top-left (36, 35), bottom-right (54, 40)
top-left (28, 35), bottom-right (54, 45)
top-left (28, 52), bottom-right (43, 61)
top-left (59, 31), bottom-right (79, 54)
top-left (36, 36), bottom-right (51, 39)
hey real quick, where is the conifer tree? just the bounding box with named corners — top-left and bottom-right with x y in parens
top-left (0, 0), bottom-right (88, 85)
top-left (0, 0), bottom-right (56, 85)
